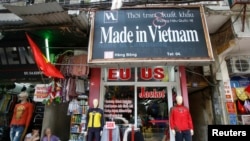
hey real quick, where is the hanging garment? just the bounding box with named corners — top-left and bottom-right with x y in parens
top-left (100, 125), bottom-right (120, 141)
top-left (66, 78), bottom-right (78, 98)
top-left (60, 56), bottom-right (71, 76)
top-left (122, 125), bottom-right (140, 141)
top-left (0, 95), bottom-right (11, 112)
top-left (67, 99), bottom-right (80, 115)
top-left (61, 78), bottom-right (69, 102)
top-left (75, 79), bottom-right (85, 94)
top-left (127, 130), bottom-right (144, 141)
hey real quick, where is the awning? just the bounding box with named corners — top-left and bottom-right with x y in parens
top-left (2, 2), bottom-right (88, 32)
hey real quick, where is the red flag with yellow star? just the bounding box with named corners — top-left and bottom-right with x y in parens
top-left (26, 33), bottom-right (64, 79)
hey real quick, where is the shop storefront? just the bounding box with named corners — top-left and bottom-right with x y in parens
top-left (99, 66), bottom-right (181, 141)
top-left (86, 5), bottom-right (214, 141)
top-left (0, 4), bottom-right (215, 141)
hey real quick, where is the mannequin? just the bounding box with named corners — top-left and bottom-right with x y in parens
top-left (10, 91), bottom-right (34, 141)
top-left (169, 95), bottom-right (194, 141)
top-left (85, 99), bottom-right (104, 141)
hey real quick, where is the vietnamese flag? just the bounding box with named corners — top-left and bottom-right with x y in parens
top-left (26, 33), bottom-right (64, 79)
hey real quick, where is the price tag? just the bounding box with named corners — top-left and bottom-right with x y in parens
top-left (105, 121), bottom-right (115, 129)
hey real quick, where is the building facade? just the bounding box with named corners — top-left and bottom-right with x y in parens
top-left (1, 0), bottom-right (249, 141)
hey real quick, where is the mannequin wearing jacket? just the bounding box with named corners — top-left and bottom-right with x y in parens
top-left (169, 95), bottom-right (194, 141)
top-left (86, 99), bottom-right (104, 141)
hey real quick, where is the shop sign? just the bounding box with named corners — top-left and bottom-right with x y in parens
top-left (33, 84), bottom-right (50, 102)
top-left (108, 67), bottom-right (166, 80)
top-left (224, 81), bottom-right (234, 102)
top-left (89, 6), bottom-right (213, 66)
top-left (139, 87), bottom-right (165, 98)
top-left (0, 46), bottom-right (42, 79)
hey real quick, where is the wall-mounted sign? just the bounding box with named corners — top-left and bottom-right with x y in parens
top-left (0, 46), bottom-right (43, 80)
top-left (88, 6), bottom-right (214, 66)
top-left (105, 66), bottom-right (174, 82)
top-left (0, 31), bottom-right (45, 81)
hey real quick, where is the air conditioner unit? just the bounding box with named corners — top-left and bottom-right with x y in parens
top-left (226, 56), bottom-right (250, 75)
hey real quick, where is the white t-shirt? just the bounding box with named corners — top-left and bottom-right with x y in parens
top-left (25, 133), bottom-right (40, 141)
top-left (25, 133), bottom-right (32, 138)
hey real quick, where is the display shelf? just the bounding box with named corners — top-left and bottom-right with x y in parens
top-left (69, 98), bottom-right (89, 141)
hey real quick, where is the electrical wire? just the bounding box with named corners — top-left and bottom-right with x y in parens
top-left (185, 68), bottom-right (218, 87)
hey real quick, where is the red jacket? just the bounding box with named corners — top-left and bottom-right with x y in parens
top-left (169, 105), bottom-right (193, 131)
top-left (10, 102), bottom-right (34, 127)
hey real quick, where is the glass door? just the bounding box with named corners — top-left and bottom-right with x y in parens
top-left (135, 85), bottom-right (177, 141)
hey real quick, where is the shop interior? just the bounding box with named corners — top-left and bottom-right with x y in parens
top-left (0, 50), bottom-right (90, 140)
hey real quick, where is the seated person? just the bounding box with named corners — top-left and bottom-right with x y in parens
top-left (41, 127), bottom-right (60, 141)
top-left (24, 126), bottom-right (40, 141)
